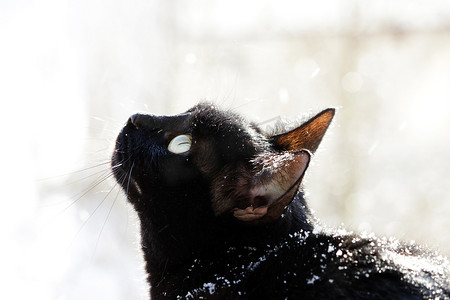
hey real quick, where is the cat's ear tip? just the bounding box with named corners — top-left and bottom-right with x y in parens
top-left (319, 108), bottom-right (336, 124)
top-left (321, 107), bottom-right (336, 117)
top-left (272, 107), bottom-right (336, 153)
top-left (324, 106), bottom-right (342, 117)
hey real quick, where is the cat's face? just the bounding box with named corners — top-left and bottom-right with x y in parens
top-left (112, 103), bottom-right (334, 225)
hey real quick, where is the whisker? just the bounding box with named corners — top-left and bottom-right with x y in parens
top-left (65, 156), bottom-right (130, 207)
top-left (38, 158), bottom-right (130, 208)
top-left (63, 168), bottom-right (115, 187)
top-left (88, 114), bottom-right (124, 125)
top-left (36, 161), bottom-right (111, 182)
top-left (55, 170), bottom-right (115, 215)
top-left (37, 168), bottom-right (114, 208)
top-left (111, 161), bottom-right (126, 169)
top-left (257, 116), bottom-right (282, 126)
top-left (126, 161), bottom-right (135, 196)
top-left (92, 169), bottom-right (128, 257)
top-left (68, 174), bottom-right (124, 248)
top-left (230, 98), bottom-right (259, 111)
top-left (82, 126), bottom-right (120, 133)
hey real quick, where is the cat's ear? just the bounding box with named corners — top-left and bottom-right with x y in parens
top-left (272, 108), bottom-right (335, 153)
top-left (212, 150), bottom-right (310, 224)
top-left (238, 150), bottom-right (311, 223)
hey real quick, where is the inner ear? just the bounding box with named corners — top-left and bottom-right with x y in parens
top-left (245, 150), bottom-right (311, 223)
top-left (211, 151), bottom-right (311, 224)
top-left (272, 108), bottom-right (335, 153)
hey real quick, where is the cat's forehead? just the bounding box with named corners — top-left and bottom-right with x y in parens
top-left (189, 103), bottom-right (243, 123)
top-left (183, 103), bottom-right (271, 167)
top-left (188, 103), bottom-right (265, 140)
top-left (187, 103), bottom-right (259, 132)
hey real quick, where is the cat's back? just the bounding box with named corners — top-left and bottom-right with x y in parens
top-left (176, 230), bottom-right (449, 300)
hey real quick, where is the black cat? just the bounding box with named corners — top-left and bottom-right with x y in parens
top-left (111, 103), bottom-right (449, 299)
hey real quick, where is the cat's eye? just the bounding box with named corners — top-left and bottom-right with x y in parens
top-left (168, 134), bottom-right (192, 154)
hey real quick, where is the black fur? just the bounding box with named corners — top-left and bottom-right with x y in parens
top-left (111, 103), bottom-right (449, 299)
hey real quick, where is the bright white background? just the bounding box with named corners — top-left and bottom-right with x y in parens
top-left (1, 0), bottom-right (450, 299)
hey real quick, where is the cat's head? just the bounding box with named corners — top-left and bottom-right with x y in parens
top-left (111, 103), bottom-right (334, 226)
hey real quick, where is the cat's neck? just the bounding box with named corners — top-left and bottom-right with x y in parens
top-left (137, 188), bottom-right (314, 274)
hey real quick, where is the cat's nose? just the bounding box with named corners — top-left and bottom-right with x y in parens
top-left (128, 112), bottom-right (190, 131)
top-left (128, 113), bottom-right (162, 130)
top-left (129, 113), bottom-right (151, 129)
top-left (129, 114), bottom-right (140, 127)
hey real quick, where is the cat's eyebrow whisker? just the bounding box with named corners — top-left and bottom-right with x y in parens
top-left (230, 98), bottom-right (259, 110)
top-left (257, 116), bottom-right (282, 126)
top-left (82, 125), bottom-right (120, 133)
top-left (88, 114), bottom-right (124, 126)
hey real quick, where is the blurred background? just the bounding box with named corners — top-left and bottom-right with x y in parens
top-left (1, 0), bottom-right (450, 299)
